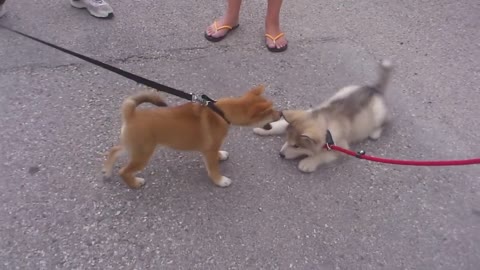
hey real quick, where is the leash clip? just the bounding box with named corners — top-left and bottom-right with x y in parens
top-left (190, 93), bottom-right (210, 106)
top-left (355, 150), bottom-right (366, 158)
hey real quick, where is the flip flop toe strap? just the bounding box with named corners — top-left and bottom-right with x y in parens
top-left (265, 33), bottom-right (285, 46)
top-left (214, 20), bottom-right (234, 33)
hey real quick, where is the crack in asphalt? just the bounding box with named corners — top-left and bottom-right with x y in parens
top-left (0, 45), bottom-right (228, 74)
top-left (0, 37), bottom-right (340, 74)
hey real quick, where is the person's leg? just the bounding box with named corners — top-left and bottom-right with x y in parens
top-left (0, 0), bottom-right (6, 18)
top-left (265, 0), bottom-right (287, 52)
top-left (70, 0), bottom-right (114, 19)
top-left (205, 0), bottom-right (242, 41)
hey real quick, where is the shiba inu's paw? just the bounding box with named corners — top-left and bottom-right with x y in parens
top-left (126, 177), bottom-right (146, 189)
top-left (298, 157), bottom-right (320, 173)
top-left (102, 167), bottom-right (112, 178)
top-left (218, 151), bottom-right (229, 161)
top-left (216, 176), bottom-right (232, 187)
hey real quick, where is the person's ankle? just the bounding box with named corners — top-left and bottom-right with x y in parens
top-left (265, 23), bottom-right (281, 32)
top-left (221, 13), bottom-right (239, 24)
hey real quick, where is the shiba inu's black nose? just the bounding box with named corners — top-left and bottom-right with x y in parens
top-left (279, 152), bottom-right (285, 158)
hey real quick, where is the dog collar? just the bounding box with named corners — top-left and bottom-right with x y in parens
top-left (192, 94), bottom-right (230, 124)
top-left (325, 129), bottom-right (335, 150)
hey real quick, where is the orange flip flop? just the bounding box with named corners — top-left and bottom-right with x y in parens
top-left (265, 33), bottom-right (288, 52)
top-left (205, 20), bottom-right (240, 42)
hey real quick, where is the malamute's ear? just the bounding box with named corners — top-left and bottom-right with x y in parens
top-left (299, 134), bottom-right (317, 147)
top-left (299, 127), bottom-right (324, 147)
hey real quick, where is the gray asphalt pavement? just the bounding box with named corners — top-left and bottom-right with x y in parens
top-left (1, 0), bottom-right (479, 269)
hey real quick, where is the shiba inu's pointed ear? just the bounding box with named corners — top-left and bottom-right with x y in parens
top-left (282, 110), bottom-right (306, 123)
top-left (249, 101), bottom-right (272, 116)
top-left (249, 84), bottom-right (265, 96)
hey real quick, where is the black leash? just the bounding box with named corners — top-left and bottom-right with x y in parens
top-left (0, 24), bottom-right (230, 124)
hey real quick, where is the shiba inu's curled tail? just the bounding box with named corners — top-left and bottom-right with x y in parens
top-left (121, 91), bottom-right (167, 122)
top-left (374, 59), bottom-right (394, 94)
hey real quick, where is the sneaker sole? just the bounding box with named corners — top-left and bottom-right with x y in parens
top-left (70, 1), bottom-right (114, 18)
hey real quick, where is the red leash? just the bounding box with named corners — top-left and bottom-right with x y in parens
top-left (325, 144), bottom-right (480, 166)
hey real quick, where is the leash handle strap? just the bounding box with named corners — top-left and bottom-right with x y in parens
top-left (326, 144), bottom-right (480, 166)
top-left (1, 24), bottom-right (230, 123)
top-left (0, 24), bottom-right (191, 100)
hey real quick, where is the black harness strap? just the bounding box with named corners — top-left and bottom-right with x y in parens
top-left (0, 24), bottom-right (230, 124)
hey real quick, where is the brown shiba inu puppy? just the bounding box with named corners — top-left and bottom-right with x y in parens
top-left (103, 85), bottom-right (282, 188)
top-left (253, 60), bottom-right (393, 172)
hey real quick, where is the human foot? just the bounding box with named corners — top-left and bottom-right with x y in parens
top-left (265, 32), bottom-right (288, 52)
top-left (205, 18), bottom-right (239, 42)
top-left (70, 0), bottom-right (114, 18)
top-left (265, 21), bottom-right (287, 52)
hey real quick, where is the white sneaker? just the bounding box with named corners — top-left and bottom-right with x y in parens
top-left (0, 3), bottom-right (6, 18)
top-left (70, 0), bottom-right (113, 18)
